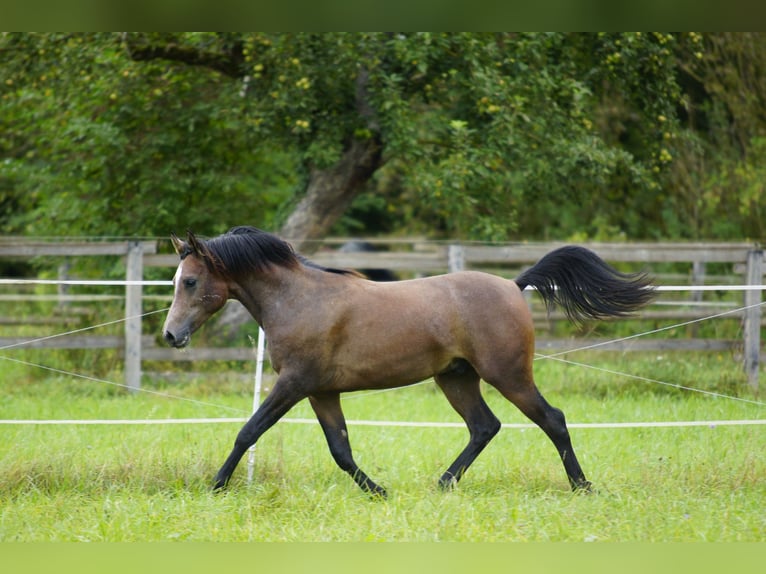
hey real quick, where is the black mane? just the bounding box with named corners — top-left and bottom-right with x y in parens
top-left (198, 226), bottom-right (358, 278)
top-left (197, 226), bottom-right (298, 277)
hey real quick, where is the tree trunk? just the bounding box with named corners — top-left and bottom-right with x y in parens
top-left (213, 135), bottom-right (383, 335)
top-left (124, 34), bottom-right (384, 251)
top-left (279, 136), bottom-right (383, 254)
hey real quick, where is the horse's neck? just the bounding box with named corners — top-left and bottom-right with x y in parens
top-left (228, 264), bottom-right (322, 328)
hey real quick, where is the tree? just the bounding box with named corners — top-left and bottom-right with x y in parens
top-left (123, 32), bottom-right (387, 251)
top-left (2, 32), bottom-right (713, 246)
top-left (119, 32), bottom-right (691, 245)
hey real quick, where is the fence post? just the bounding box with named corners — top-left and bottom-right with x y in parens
top-left (744, 249), bottom-right (762, 392)
top-left (57, 261), bottom-right (70, 309)
top-left (125, 241), bottom-right (143, 392)
top-left (690, 261), bottom-right (706, 337)
top-left (448, 244), bottom-right (465, 273)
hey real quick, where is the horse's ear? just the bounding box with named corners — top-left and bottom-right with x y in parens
top-left (186, 230), bottom-right (205, 258)
top-left (170, 233), bottom-right (187, 256)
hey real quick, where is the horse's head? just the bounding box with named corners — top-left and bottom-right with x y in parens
top-left (162, 231), bottom-right (229, 348)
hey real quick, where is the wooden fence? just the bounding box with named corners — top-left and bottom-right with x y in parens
top-left (1, 238), bottom-right (763, 391)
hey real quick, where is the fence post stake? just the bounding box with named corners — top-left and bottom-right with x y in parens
top-left (247, 327), bottom-right (267, 484)
top-left (125, 241), bottom-right (143, 392)
top-left (448, 244), bottom-right (465, 273)
top-left (744, 249), bottom-right (762, 392)
top-left (690, 260), bottom-right (706, 337)
top-left (57, 261), bottom-right (70, 309)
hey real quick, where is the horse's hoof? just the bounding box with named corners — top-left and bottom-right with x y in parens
top-left (438, 472), bottom-right (459, 491)
top-left (367, 485), bottom-right (388, 500)
top-left (572, 480), bottom-right (593, 494)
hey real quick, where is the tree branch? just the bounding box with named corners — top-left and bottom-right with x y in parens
top-left (123, 34), bottom-right (245, 79)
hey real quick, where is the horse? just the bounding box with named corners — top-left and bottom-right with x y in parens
top-left (162, 226), bottom-right (655, 496)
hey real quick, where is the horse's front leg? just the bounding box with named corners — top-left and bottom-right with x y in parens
top-left (213, 374), bottom-right (303, 490)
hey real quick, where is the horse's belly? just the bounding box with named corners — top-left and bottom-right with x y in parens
top-left (332, 331), bottom-right (455, 390)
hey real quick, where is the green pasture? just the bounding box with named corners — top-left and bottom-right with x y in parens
top-left (0, 352), bottom-right (764, 542)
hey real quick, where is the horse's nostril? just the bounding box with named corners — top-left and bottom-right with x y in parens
top-left (164, 329), bottom-right (190, 348)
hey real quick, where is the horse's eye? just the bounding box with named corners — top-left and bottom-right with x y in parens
top-left (183, 278), bottom-right (197, 288)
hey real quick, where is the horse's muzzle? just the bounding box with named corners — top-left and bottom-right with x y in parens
top-left (163, 329), bottom-right (190, 348)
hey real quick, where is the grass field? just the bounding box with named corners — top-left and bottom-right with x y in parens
top-left (1, 351), bottom-right (764, 541)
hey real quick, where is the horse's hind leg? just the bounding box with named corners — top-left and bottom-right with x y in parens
top-left (486, 366), bottom-right (591, 491)
top-left (308, 393), bottom-right (387, 498)
top-left (435, 362), bottom-right (502, 489)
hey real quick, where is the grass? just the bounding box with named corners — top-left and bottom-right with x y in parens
top-left (0, 352), bottom-right (764, 541)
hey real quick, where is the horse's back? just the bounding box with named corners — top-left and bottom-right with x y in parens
top-left (441, 271), bottom-right (534, 343)
top-left (355, 271), bottom-right (534, 374)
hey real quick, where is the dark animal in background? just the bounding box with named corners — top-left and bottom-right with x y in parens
top-left (163, 226), bottom-right (654, 496)
top-left (339, 240), bottom-right (398, 282)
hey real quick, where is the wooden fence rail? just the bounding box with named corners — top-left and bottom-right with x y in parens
top-left (1, 238), bottom-right (763, 391)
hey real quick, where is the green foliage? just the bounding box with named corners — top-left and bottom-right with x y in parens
top-left (662, 32), bottom-right (766, 240)
top-left (1, 33), bottom-right (296, 238)
top-left (348, 32), bottom-right (693, 240)
top-left (1, 32), bottom-right (765, 243)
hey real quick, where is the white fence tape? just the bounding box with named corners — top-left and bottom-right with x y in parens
top-left (0, 279), bottom-right (173, 286)
top-left (1, 278), bottom-right (766, 290)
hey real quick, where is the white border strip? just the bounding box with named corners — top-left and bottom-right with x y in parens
top-left (0, 417), bottom-right (764, 428)
top-left (654, 285), bottom-right (766, 291)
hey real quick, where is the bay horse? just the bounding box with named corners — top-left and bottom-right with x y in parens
top-left (162, 226), bottom-right (654, 496)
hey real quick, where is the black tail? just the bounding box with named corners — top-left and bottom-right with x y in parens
top-left (515, 246), bottom-right (655, 324)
